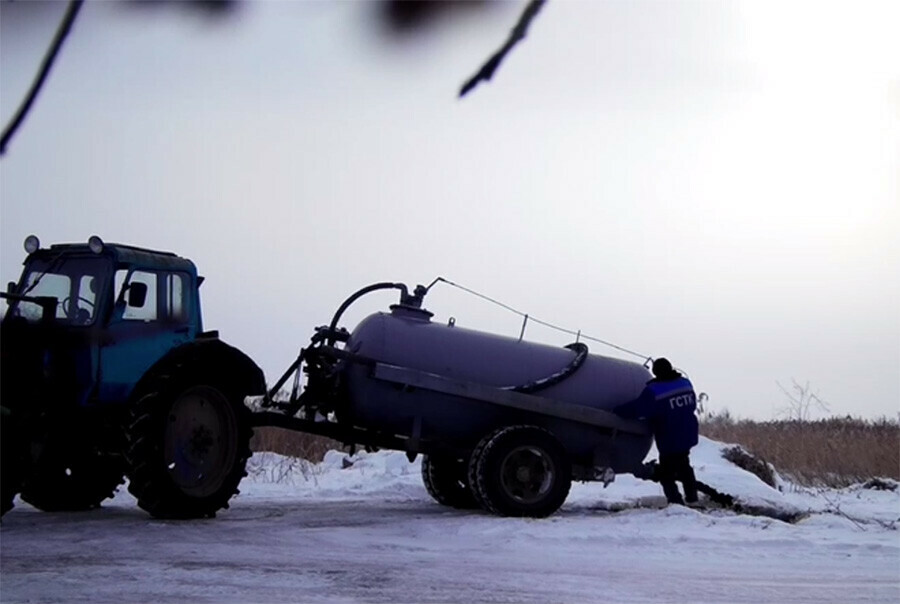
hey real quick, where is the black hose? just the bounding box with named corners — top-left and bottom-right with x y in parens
top-left (326, 282), bottom-right (408, 346)
top-left (503, 342), bottom-right (589, 394)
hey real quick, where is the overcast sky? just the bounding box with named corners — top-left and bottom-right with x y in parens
top-left (2, 0), bottom-right (898, 420)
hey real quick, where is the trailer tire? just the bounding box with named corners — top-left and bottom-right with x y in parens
top-left (468, 425), bottom-right (571, 518)
top-left (421, 454), bottom-right (478, 510)
top-left (125, 353), bottom-right (257, 519)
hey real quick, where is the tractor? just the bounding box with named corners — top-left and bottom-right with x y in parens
top-left (0, 235), bottom-right (265, 518)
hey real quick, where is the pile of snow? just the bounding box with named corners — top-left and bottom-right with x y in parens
top-left (244, 436), bottom-right (897, 527)
top-left (244, 448), bottom-right (426, 502)
top-left (564, 437), bottom-right (807, 521)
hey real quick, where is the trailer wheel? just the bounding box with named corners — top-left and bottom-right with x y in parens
top-left (421, 454), bottom-right (478, 510)
top-left (469, 425), bottom-right (571, 518)
top-left (125, 358), bottom-right (255, 519)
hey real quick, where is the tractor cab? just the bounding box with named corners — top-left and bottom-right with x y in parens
top-left (1, 235), bottom-right (204, 409)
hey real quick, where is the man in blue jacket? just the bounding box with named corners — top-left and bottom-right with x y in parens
top-left (615, 358), bottom-right (699, 505)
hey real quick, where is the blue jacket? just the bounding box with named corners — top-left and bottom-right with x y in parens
top-left (614, 376), bottom-right (699, 454)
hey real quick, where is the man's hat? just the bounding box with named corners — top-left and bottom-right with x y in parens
top-left (652, 357), bottom-right (675, 378)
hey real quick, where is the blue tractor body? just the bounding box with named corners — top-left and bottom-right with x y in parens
top-left (1, 236), bottom-right (264, 517)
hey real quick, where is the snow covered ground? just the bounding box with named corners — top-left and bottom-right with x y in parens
top-left (1, 437), bottom-right (898, 603)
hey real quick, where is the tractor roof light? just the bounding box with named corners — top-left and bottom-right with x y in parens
top-left (88, 235), bottom-right (105, 254)
top-left (24, 235), bottom-right (40, 254)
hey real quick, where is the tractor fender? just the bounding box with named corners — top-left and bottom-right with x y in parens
top-left (130, 337), bottom-right (266, 404)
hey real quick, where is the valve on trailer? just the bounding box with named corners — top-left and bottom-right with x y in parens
top-left (312, 325), bottom-right (350, 345)
top-left (398, 284), bottom-right (428, 309)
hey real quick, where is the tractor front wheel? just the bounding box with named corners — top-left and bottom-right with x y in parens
top-left (19, 420), bottom-right (125, 513)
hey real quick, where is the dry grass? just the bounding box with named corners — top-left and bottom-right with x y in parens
top-left (250, 416), bottom-right (899, 489)
top-left (250, 427), bottom-right (341, 463)
top-left (701, 416), bottom-right (900, 488)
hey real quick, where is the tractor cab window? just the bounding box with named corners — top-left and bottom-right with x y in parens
top-left (113, 270), bottom-right (188, 323)
top-left (78, 275), bottom-right (99, 316)
top-left (166, 273), bottom-right (188, 323)
top-left (114, 270), bottom-right (158, 321)
top-left (20, 273), bottom-right (69, 321)
top-left (11, 258), bottom-right (107, 325)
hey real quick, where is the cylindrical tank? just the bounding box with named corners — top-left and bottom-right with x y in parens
top-left (341, 304), bottom-right (653, 471)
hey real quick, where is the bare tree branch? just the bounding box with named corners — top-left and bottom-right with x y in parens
top-left (776, 379), bottom-right (830, 421)
top-left (818, 490), bottom-right (868, 531)
top-left (459, 0), bottom-right (545, 98)
top-left (1, 0), bottom-right (84, 157)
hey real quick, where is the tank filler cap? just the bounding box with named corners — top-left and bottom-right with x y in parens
top-left (389, 304), bottom-right (433, 321)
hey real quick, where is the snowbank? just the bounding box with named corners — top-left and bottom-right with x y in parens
top-left (244, 436), bottom-right (897, 527)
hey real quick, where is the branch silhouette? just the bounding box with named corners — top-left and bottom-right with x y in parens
top-left (1, 0), bottom-right (84, 156)
top-left (459, 0), bottom-right (545, 98)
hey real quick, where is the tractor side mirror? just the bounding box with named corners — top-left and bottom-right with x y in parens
top-left (127, 282), bottom-right (148, 308)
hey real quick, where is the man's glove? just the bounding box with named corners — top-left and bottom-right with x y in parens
top-left (633, 460), bottom-right (660, 482)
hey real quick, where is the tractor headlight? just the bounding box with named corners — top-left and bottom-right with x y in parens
top-left (88, 235), bottom-right (104, 254)
top-left (24, 235), bottom-right (40, 254)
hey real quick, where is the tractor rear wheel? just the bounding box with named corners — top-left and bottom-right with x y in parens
top-left (421, 453), bottom-right (478, 510)
top-left (125, 358), bottom-right (254, 519)
top-left (468, 425), bottom-right (571, 518)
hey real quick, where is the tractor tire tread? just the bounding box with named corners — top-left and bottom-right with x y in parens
top-left (124, 353), bottom-right (256, 519)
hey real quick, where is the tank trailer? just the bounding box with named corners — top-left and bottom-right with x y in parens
top-left (1, 237), bottom-right (652, 519)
